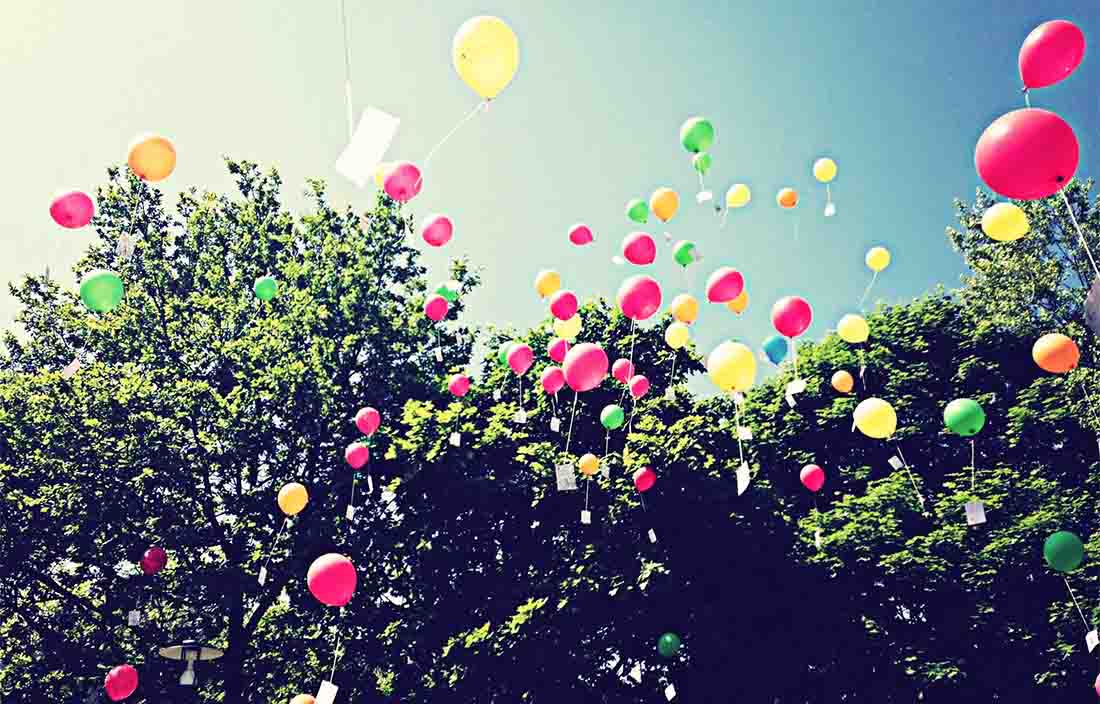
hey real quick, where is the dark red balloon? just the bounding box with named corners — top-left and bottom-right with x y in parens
top-left (974, 109), bottom-right (1078, 200)
top-left (1019, 20), bottom-right (1085, 89)
top-left (141, 546), bottom-right (167, 576)
top-left (633, 467), bottom-right (656, 493)
top-left (104, 664), bottom-right (139, 701)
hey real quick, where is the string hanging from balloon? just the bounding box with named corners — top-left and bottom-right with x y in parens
top-left (892, 442), bottom-right (926, 511)
top-left (337, 0), bottom-right (355, 141)
top-left (414, 101), bottom-right (487, 192)
top-left (1058, 190), bottom-right (1100, 282)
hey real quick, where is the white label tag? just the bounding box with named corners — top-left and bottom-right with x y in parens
top-left (785, 393), bottom-right (797, 407)
top-left (127, 609), bottom-right (140, 626)
top-left (555, 463), bottom-right (577, 491)
top-left (449, 431), bottom-right (461, 447)
top-left (315, 679), bottom-right (339, 704)
top-left (814, 528), bottom-right (823, 550)
top-left (334, 106), bottom-right (400, 188)
top-left (434, 347), bottom-right (443, 362)
top-left (648, 528), bottom-right (657, 543)
top-left (664, 387), bottom-right (675, 400)
top-left (1087, 629), bottom-right (1099, 653)
top-left (257, 566), bottom-right (267, 586)
top-left (732, 392), bottom-right (745, 406)
top-left (787, 378), bottom-right (807, 395)
top-left (493, 389), bottom-right (502, 401)
top-left (736, 462), bottom-right (751, 496)
top-left (550, 417), bottom-right (561, 432)
top-left (824, 202), bottom-right (837, 217)
top-left (629, 662), bottom-right (642, 683)
top-left (581, 510), bottom-right (591, 524)
top-left (964, 500), bottom-right (986, 526)
top-left (696, 190), bottom-right (713, 204)
top-left (345, 505), bottom-right (355, 521)
top-left (888, 456), bottom-right (904, 470)
top-left (366, 474), bottom-right (374, 494)
top-left (737, 427), bottom-right (753, 441)
top-left (61, 357), bottom-right (81, 379)
top-left (665, 683), bottom-right (677, 701)
top-left (859, 365), bottom-right (866, 379)
top-left (513, 410), bottom-right (527, 424)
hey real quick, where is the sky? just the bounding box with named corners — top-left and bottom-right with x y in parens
top-left (3, 0), bottom-right (1099, 380)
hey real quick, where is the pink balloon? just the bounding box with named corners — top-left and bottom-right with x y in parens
top-left (419, 214), bottom-right (453, 247)
top-left (541, 366), bottom-right (565, 394)
top-left (448, 373), bottom-right (470, 397)
top-left (633, 467), bottom-right (656, 493)
top-left (562, 342), bottom-right (609, 393)
top-left (569, 223), bottom-right (594, 245)
top-left (307, 553), bottom-right (357, 607)
top-left (771, 296), bottom-right (813, 338)
top-left (105, 664), bottom-right (139, 702)
top-left (1019, 20), bottom-right (1085, 89)
top-left (140, 546), bottom-right (167, 576)
top-left (800, 464), bottom-right (825, 493)
top-left (612, 358), bottom-right (635, 384)
top-left (622, 232), bottom-right (656, 265)
top-left (383, 162), bottom-right (422, 202)
top-left (345, 442), bottom-right (369, 469)
top-left (50, 190), bottom-right (94, 229)
top-left (629, 374), bottom-right (650, 400)
top-left (705, 267), bottom-right (745, 303)
top-left (974, 109), bottom-right (1078, 200)
top-left (1094, 672), bottom-right (1100, 697)
top-left (424, 294), bottom-right (449, 322)
top-left (507, 343), bottom-right (534, 375)
top-left (547, 337), bottom-right (570, 363)
top-left (549, 290), bottom-right (578, 321)
top-left (355, 407), bottom-right (381, 436)
top-left (617, 275), bottom-right (663, 321)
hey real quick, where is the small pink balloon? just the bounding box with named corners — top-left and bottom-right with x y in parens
top-left (50, 190), bottom-right (94, 229)
top-left (633, 467), bottom-right (656, 493)
top-left (612, 358), bottom-right (635, 384)
top-left (549, 290), bottom-right (578, 321)
top-left (424, 294), bottom-right (449, 322)
top-left (105, 664), bottom-right (139, 702)
top-left (1094, 672), bottom-right (1100, 697)
top-left (974, 109), bottom-right (1078, 200)
top-left (1019, 20), bottom-right (1086, 89)
top-left (419, 214), bottom-right (453, 247)
top-left (569, 223), bottom-right (594, 245)
top-left (541, 366), bottom-right (565, 394)
top-left (355, 407), bottom-right (381, 436)
top-left (345, 442), bottom-right (369, 469)
top-left (629, 374), bottom-right (650, 400)
top-left (617, 275), bottom-right (663, 321)
top-left (448, 373), bottom-right (471, 397)
top-left (622, 232), bottom-right (656, 265)
top-left (507, 343), bottom-right (534, 376)
top-left (383, 161), bottom-right (422, 202)
top-left (307, 553), bottom-right (357, 607)
top-left (705, 267), bottom-right (745, 303)
top-left (800, 464), bottom-right (825, 493)
top-left (141, 546), bottom-right (167, 576)
top-left (771, 296), bottom-right (813, 338)
top-left (547, 338), bottom-right (570, 363)
top-left (562, 342), bottom-right (609, 393)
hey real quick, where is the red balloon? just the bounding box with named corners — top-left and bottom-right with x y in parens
top-left (633, 467), bottom-right (656, 493)
top-left (800, 464), bottom-right (825, 493)
top-left (617, 275), bottom-right (663, 321)
top-left (419, 214), bottom-right (453, 247)
top-left (771, 296), bottom-right (813, 338)
top-left (383, 162), bottom-right (422, 202)
top-left (1019, 20), bottom-right (1085, 89)
top-left (540, 366), bottom-right (565, 394)
top-left (622, 232), bottom-right (656, 265)
top-left (629, 375), bottom-right (650, 400)
top-left (549, 290), bottom-right (578, 321)
top-left (424, 294), bottom-right (449, 322)
top-left (345, 442), bottom-right (369, 469)
top-left (307, 553), bottom-right (357, 607)
top-left (50, 190), bottom-right (94, 229)
top-left (507, 343), bottom-right (534, 376)
top-left (612, 358), bottom-right (635, 384)
top-left (569, 223), bottom-right (594, 245)
top-left (705, 267), bottom-right (745, 303)
top-left (355, 407), bottom-right (380, 436)
top-left (562, 342), bottom-right (609, 393)
top-left (104, 664), bottom-right (139, 702)
top-left (974, 109), bottom-right (1078, 200)
top-left (547, 337), bottom-right (570, 363)
top-left (141, 546), bottom-right (167, 576)
top-left (448, 374), bottom-right (470, 397)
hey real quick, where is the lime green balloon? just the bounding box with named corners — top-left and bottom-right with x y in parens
top-left (436, 280), bottom-right (460, 303)
top-left (497, 343), bottom-right (514, 367)
top-left (79, 270), bottom-right (124, 313)
top-left (626, 198), bottom-right (649, 224)
top-left (600, 404), bottom-right (625, 430)
top-left (680, 117), bottom-right (714, 154)
top-left (692, 152), bottom-right (712, 175)
top-left (254, 275), bottom-right (278, 301)
top-left (657, 632), bottom-right (681, 658)
top-left (1044, 531), bottom-right (1084, 573)
top-left (943, 398), bottom-right (985, 437)
top-left (672, 240), bottom-right (698, 268)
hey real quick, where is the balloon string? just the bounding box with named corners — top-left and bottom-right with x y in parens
top-left (1024, 89), bottom-right (1031, 108)
top-left (734, 396), bottom-right (745, 466)
top-left (330, 621), bottom-right (343, 682)
top-left (563, 391), bottom-right (579, 456)
top-left (349, 475), bottom-right (357, 513)
top-left (859, 271), bottom-right (878, 310)
top-left (894, 442), bottom-right (925, 508)
top-left (1058, 189), bottom-right (1100, 281)
top-left (604, 430), bottom-right (610, 458)
top-left (791, 338), bottom-right (800, 379)
top-left (337, 0), bottom-right (354, 141)
top-left (518, 375), bottom-right (523, 413)
top-left (970, 439), bottom-right (976, 492)
top-left (858, 348), bottom-right (867, 391)
top-left (619, 319), bottom-right (638, 406)
top-left (826, 184), bottom-right (832, 206)
top-left (668, 353), bottom-right (677, 387)
top-left (584, 476), bottom-right (591, 511)
top-left (719, 208), bottom-right (729, 229)
top-left (415, 101), bottom-right (486, 188)
top-left (261, 517), bottom-right (289, 574)
top-left (1065, 577), bottom-right (1090, 629)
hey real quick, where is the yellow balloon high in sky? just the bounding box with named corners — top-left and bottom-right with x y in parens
top-left (453, 16), bottom-right (520, 100)
top-left (813, 157), bottom-right (837, 183)
top-left (665, 322), bottom-right (690, 349)
top-left (837, 314), bottom-right (869, 344)
top-left (981, 203), bottom-right (1029, 242)
top-left (726, 289), bottom-right (749, 315)
top-left (853, 398), bottom-right (897, 439)
top-left (726, 184), bottom-right (751, 208)
top-left (553, 314), bottom-right (582, 341)
top-left (865, 246), bottom-right (891, 273)
top-left (534, 270), bottom-right (561, 298)
top-left (650, 188), bottom-right (679, 223)
top-left (707, 341), bottom-right (756, 392)
top-left (127, 134), bottom-right (176, 182)
top-left (669, 293), bottom-right (699, 324)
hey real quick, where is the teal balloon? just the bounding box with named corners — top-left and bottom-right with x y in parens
top-left (254, 275), bottom-right (278, 301)
top-left (657, 632), bottom-right (681, 658)
top-left (436, 280), bottom-right (460, 303)
top-left (943, 398), bottom-right (985, 437)
top-left (672, 240), bottom-right (698, 268)
top-left (693, 152), bottom-right (712, 175)
top-left (79, 270), bottom-right (124, 313)
top-left (626, 198), bottom-right (649, 224)
top-left (600, 404), bottom-right (625, 430)
top-left (1044, 531), bottom-right (1085, 573)
top-left (762, 335), bottom-right (788, 365)
top-left (680, 117), bottom-right (714, 154)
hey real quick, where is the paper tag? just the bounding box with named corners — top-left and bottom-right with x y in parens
top-left (732, 392), bottom-right (745, 406)
top-left (366, 474), bottom-right (374, 494)
top-left (433, 347), bottom-right (443, 362)
top-left (127, 609), bottom-right (140, 626)
top-left (785, 393), bottom-right (797, 407)
top-left (859, 365), bottom-right (866, 379)
top-left (334, 106), bottom-right (400, 188)
top-left (664, 387), bottom-right (675, 400)
top-left (1087, 629), bottom-right (1099, 653)
top-left (600, 461), bottom-right (610, 480)
top-left (493, 389), bottom-right (502, 401)
top-left (964, 500), bottom-right (986, 526)
top-left (888, 456), bottom-right (904, 470)
top-left (345, 505), bottom-right (355, 521)
top-left (513, 409), bottom-right (527, 424)
top-left (629, 662), bottom-right (642, 683)
top-left (257, 566), bottom-right (267, 586)
top-left (315, 680), bottom-right (339, 704)
top-left (449, 431), bottom-right (461, 447)
top-left (737, 426), bottom-right (753, 441)
top-left (665, 683), bottom-right (677, 701)
top-left (787, 378), bottom-right (807, 395)
top-left (581, 510), bottom-right (591, 524)
top-left (814, 528), bottom-right (823, 550)
top-left (824, 202), bottom-right (837, 217)
top-left (116, 232), bottom-right (134, 261)
top-left (696, 190), bottom-right (713, 204)
top-left (555, 463), bottom-right (578, 491)
top-left (550, 417), bottom-right (561, 432)
top-left (648, 528), bottom-right (657, 543)
top-left (736, 462), bottom-right (751, 496)
top-left (61, 357), bottom-right (81, 379)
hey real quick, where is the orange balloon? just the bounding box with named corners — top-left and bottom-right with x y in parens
top-left (1032, 333), bottom-right (1079, 373)
top-left (831, 370), bottom-right (854, 394)
top-left (127, 134), bottom-right (177, 182)
top-left (290, 696), bottom-right (316, 704)
top-left (776, 188), bottom-right (798, 209)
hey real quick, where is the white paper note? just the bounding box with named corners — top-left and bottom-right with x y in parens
top-left (434, 347), bottom-right (443, 362)
top-left (493, 389), bottom-right (502, 401)
top-left (965, 500), bottom-right (986, 526)
top-left (61, 357), bottom-right (81, 379)
top-left (1088, 629), bottom-right (1099, 653)
top-left (787, 378), bottom-right (807, 395)
top-left (629, 663), bottom-right (642, 683)
top-left (127, 609), bottom-right (140, 626)
top-left (785, 393), bottom-right (797, 407)
top-left (513, 410), bottom-right (527, 424)
top-left (648, 528), bottom-right (657, 543)
top-left (555, 463), bottom-right (577, 491)
top-left (696, 191), bottom-right (713, 204)
top-left (345, 505), bottom-right (355, 521)
top-left (736, 462), bottom-right (751, 496)
top-left (366, 474), bottom-right (374, 494)
top-left (581, 510), bottom-right (591, 524)
top-left (316, 680), bottom-right (339, 704)
top-left (737, 427), bottom-right (753, 441)
top-left (257, 566), bottom-right (267, 586)
top-left (814, 528), bottom-right (823, 550)
top-left (888, 456), bottom-right (904, 470)
top-left (550, 417), bottom-right (561, 432)
top-left (449, 431), bottom-right (461, 447)
top-left (600, 461), bottom-right (610, 480)
top-left (664, 387), bottom-right (675, 400)
top-left (334, 107), bottom-right (400, 188)
top-left (824, 202), bottom-right (836, 217)
top-left (665, 683), bottom-right (677, 701)
top-left (732, 392), bottom-right (745, 406)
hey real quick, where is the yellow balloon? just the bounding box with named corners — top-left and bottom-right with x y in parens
top-left (726, 183), bottom-right (751, 208)
top-left (649, 187), bottom-right (679, 223)
top-left (578, 453), bottom-right (600, 477)
top-left (373, 161), bottom-right (393, 189)
top-left (813, 157), bottom-right (837, 183)
top-left (665, 322), bottom-right (690, 349)
top-left (669, 293), bottom-right (699, 324)
top-left (726, 290), bottom-right (749, 315)
top-left (831, 370), bottom-right (854, 394)
top-left (836, 314), bottom-right (869, 344)
top-left (278, 482), bottom-right (309, 517)
top-left (553, 314), bottom-right (581, 341)
top-left (981, 203), bottom-right (1029, 242)
top-left (865, 246), bottom-right (891, 273)
top-left (452, 16), bottom-right (520, 100)
top-left (853, 398), bottom-right (897, 439)
top-left (534, 270), bottom-right (561, 298)
top-left (706, 341), bottom-right (756, 392)
top-left (127, 133), bottom-right (176, 182)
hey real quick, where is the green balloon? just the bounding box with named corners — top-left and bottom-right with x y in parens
top-left (693, 152), bottom-right (712, 175)
top-left (943, 398), bottom-right (985, 437)
top-left (657, 632), bottom-right (681, 658)
top-left (79, 270), bottom-right (124, 313)
top-left (626, 198), bottom-right (649, 224)
top-left (1044, 531), bottom-right (1085, 573)
top-left (672, 240), bottom-right (698, 268)
top-left (436, 280), bottom-right (460, 303)
top-left (497, 342), bottom-right (516, 367)
top-left (254, 275), bottom-right (278, 301)
top-left (600, 404), bottom-right (625, 430)
top-left (679, 117), bottom-right (714, 154)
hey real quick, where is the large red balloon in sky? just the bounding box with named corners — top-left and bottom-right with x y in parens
top-left (974, 109), bottom-right (1078, 200)
top-left (1019, 20), bottom-right (1086, 89)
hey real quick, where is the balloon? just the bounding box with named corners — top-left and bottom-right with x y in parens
top-left (1095, 673), bottom-right (1100, 698)
top-left (436, 280), bottom-right (461, 302)
top-left (383, 162), bottom-right (422, 202)
top-left (1019, 20), bottom-right (1085, 89)
top-left (762, 335), bottom-right (788, 365)
top-left (622, 232), bottom-right (657, 265)
top-left (726, 290), bottom-right (749, 315)
top-left (981, 203), bottom-right (1030, 242)
top-left (373, 162), bottom-right (393, 189)
top-left (105, 664), bottom-right (139, 702)
top-left (307, 553), bottom-right (357, 607)
top-left (974, 109), bottom-right (1078, 200)
top-left (50, 190), bottom-right (94, 229)
top-left (1033, 332), bottom-right (1079, 373)
top-left (633, 466), bottom-right (656, 493)
top-left (672, 240), bottom-right (698, 268)
top-left (612, 358), bottom-right (635, 384)
top-left (626, 198), bottom-right (649, 224)
top-left (649, 188), bottom-right (679, 223)
top-left (693, 152), bottom-right (712, 174)
top-left (127, 133), bottom-right (176, 181)
top-left (837, 314), bottom-right (869, 344)
top-left (80, 270), bottom-right (124, 313)
top-left (452, 16), bottom-right (519, 100)
top-left (579, 453), bottom-right (599, 477)
top-left (813, 157), bottom-right (837, 183)
top-left (771, 296), bottom-right (813, 337)
top-left (355, 407), bottom-right (381, 436)
top-left (345, 442), bottom-right (369, 469)
top-left (680, 117), bottom-right (714, 153)
top-left (726, 183), bottom-right (751, 208)
top-left (705, 267), bottom-right (745, 303)
top-left (541, 366), bottom-right (565, 395)
top-left (831, 370), bottom-right (854, 394)
top-left (617, 275), bottom-right (663, 321)
top-left (141, 546), bottom-right (167, 576)
top-left (865, 246), bottom-right (891, 273)
top-left (601, 404), bottom-right (625, 430)
top-left (629, 374), bottom-right (650, 400)
top-left (507, 343), bottom-right (534, 375)
top-left (448, 373), bottom-right (471, 397)
top-left (424, 294), bottom-right (449, 322)
top-left (569, 223), bottom-right (594, 246)
top-left (665, 322), bottom-right (690, 349)
top-left (563, 342), bottom-right (609, 392)
top-left (657, 632), bottom-right (681, 658)
top-left (670, 293), bottom-right (699, 324)
top-left (800, 464), bottom-right (825, 492)
top-left (278, 482), bottom-right (309, 516)
top-left (254, 275), bottom-right (278, 301)
top-left (548, 337), bottom-right (570, 363)
top-left (944, 398), bottom-right (986, 437)
top-left (1044, 531), bottom-right (1085, 573)
top-left (853, 398), bottom-right (897, 439)
top-left (776, 188), bottom-right (798, 209)
top-left (549, 290), bottom-right (578, 321)
top-left (553, 314), bottom-right (582, 341)
top-left (497, 342), bottom-right (514, 367)
top-left (291, 696), bottom-right (317, 704)
top-left (420, 214), bottom-right (453, 247)
top-left (707, 341), bottom-right (756, 392)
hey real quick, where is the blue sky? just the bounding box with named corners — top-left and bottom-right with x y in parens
top-left (3, 1), bottom-right (1098, 373)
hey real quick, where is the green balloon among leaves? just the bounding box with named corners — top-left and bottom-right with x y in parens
top-left (943, 398), bottom-right (985, 437)
top-left (658, 632), bottom-right (681, 658)
top-left (1044, 531), bottom-right (1084, 573)
top-left (600, 404), bottom-right (625, 430)
top-left (79, 270), bottom-right (124, 313)
top-left (254, 275), bottom-right (278, 301)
